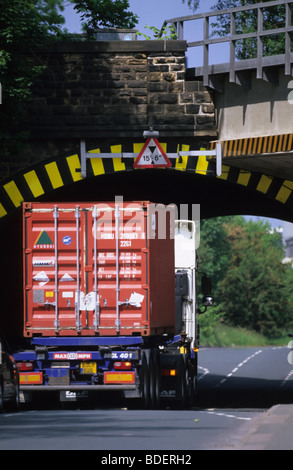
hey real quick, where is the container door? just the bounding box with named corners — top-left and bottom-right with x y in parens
top-left (24, 203), bottom-right (150, 337)
top-left (24, 205), bottom-right (86, 336)
top-left (54, 206), bottom-right (86, 333)
top-left (88, 203), bottom-right (149, 335)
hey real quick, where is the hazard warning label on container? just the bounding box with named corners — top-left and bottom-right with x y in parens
top-left (133, 138), bottom-right (172, 169)
top-left (33, 271), bottom-right (50, 286)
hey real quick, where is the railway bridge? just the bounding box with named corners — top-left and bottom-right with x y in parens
top-left (1, 0), bottom-right (293, 339)
top-left (1, 0), bottom-right (293, 225)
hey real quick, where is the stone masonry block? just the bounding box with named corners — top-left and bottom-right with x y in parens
top-left (180, 93), bottom-right (194, 103)
top-left (15, 42), bottom-right (215, 168)
top-left (148, 82), bottom-right (168, 93)
top-left (157, 94), bottom-right (178, 104)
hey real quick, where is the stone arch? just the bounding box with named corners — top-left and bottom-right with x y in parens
top-left (0, 140), bottom-right (293, 220)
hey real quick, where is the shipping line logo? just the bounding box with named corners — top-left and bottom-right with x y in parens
top-left (34, 230), bottom-right (54, 249)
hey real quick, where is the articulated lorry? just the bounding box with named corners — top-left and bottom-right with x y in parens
top-left (14, 201), bottom-right (212, 408)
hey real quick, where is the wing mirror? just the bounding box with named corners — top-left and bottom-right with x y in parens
top-left (198, 274), bottom-right (214, 314)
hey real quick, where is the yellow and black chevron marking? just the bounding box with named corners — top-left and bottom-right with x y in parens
top-left (209, 133), bottom-right (293, 207)
top-left (211, 133), bottom-right (293, 158)
top-left (0, 140), bottom-right (292, 220)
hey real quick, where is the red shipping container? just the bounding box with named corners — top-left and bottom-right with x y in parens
top-left (23, 201), bottom-right (175, 337)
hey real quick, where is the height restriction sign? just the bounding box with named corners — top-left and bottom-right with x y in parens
top-left (133, 138), bottom-right (172, 169)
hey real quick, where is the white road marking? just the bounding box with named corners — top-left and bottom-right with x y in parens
top-left (198, 366), bottom-right (209, 381)
top-left (201, 410), bottom-right (252, 421)
top-left (280, 369), bottom-right (293, 387)
top-left (215, 349), bottom-right (263, 388)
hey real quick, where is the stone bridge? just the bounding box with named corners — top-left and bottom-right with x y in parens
top-left (1, 0), bottom-right (293, 224)
top-left (1, 0), bottom-right (293, 340)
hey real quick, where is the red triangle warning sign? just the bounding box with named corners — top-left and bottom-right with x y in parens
top-left (133, 138), bottom-right (172, 169)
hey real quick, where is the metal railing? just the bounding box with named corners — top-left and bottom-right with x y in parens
top-left (162, 0), bottom-right (293, 87)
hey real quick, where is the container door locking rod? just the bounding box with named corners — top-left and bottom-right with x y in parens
top-left (75, 205), bottom-right (81, 332)
top-left (53, 206), bottom-right (59, 333)
top-left (93, 205), bottom-right (100, 331)
top-left (115, 204), bottom-right (121, 334)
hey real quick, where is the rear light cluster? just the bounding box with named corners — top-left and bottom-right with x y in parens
top-left (16, 362), bottom-right (43, 385)
top-left (104, 362), bottom-right (135, 384)
top-left (161, 369), bottom-right (176, 376)
top-left (113, 361), bottom-right (132, 370)
top-left (16, 362), bottom-right (34, 371)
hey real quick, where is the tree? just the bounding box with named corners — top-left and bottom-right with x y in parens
top-left (70, 0), bottom-right (139, 31)
top-left (70, 0), bottom-right (202, 35)
top-left (197, 216), bottom-right (236, 301)
top-left (0, 0), bottom-right (66, 158)
top-left (211, 0), bottom-right (287, 60)
top-left (182, 0), bottom-right (200, 11)
top-left (198, 216), bottom-right (293, 339)
top-left (222, 219), bottom-right (293, 338)
top-left (0, 0), bottom-right (201, 161)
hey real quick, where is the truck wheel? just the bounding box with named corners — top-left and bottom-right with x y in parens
top-left (176, 355), bottom-right (187, 408)
top-left (149, 350), bottom-right (160, 409)
top-left (140, 351), bottom-right (150, 409)
top-left (189, 356), bottom-right (198, 405)
top-left (0, 386), bottom-right (3, 413)
top-left (182, 354), bottom-right (195, 406)
top-left (10, 385), bottom-right (20, 412)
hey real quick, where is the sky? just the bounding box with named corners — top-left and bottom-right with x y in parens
top-left (62, 0), bottom-right (219, 67)
top-left (63, 0), bottom-right (216, 33)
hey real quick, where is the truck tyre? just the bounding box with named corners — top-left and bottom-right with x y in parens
top-left (176, 355), bottom-right (187, 408)
top-left (189, 355), bottom-right (198, 405)
top-left (0, 385), bottom-right (3, 413)
top-left (148, 350), bottom-right (160, 409)
top-left (148, 352), bottom-right (156, 409)
top-left (153, 350), bottom-right (161, 409)
top-left (140, 351), bottom-right (150, 409)
top-left (10, 385), bottom-right (20, 412)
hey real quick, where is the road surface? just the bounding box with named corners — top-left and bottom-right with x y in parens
top-left (0, 346), bottom-right (292, 451)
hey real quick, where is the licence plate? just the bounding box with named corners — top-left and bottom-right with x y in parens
top-left (80, 362), bottom-right (97, 374)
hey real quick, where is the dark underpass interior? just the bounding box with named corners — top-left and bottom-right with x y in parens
top-left (33, 168), bottom-right (293, 221)
top-left (0, 167), bottom-right (292, 342)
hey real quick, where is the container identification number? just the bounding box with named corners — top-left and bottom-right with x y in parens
top-left (120, 240), bottom-right (132, 247)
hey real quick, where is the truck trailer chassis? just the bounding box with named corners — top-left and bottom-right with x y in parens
top-left (15, 334), bottom-right (198, 408)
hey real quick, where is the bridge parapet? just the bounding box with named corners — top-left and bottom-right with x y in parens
top-left (164, 0), bottom-right (293, 90)
top-left (162, 1), bottom-right (293, 185)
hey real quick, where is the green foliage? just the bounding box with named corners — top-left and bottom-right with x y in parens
top-left (70, 0), bottom-right (139, 31)
top-left (137, 25), bottom-right (178, 41)
top-left (197, 216), bottom-right (241, 300)
top-left (200, 323), bottom-right (285, 348)
top-left (182, 0), bottom-right (200, 12)
top-left (211, 0), bottom-right (287, 59)
top-left (198, 304), bottom-right (224, 343)
top-left (0, 0), bottom-right (198, 160)
top-left (198, 216), bottom-right (293, 340)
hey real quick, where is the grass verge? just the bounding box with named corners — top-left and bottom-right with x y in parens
top-left (200, 323), bottom-right (289, 348)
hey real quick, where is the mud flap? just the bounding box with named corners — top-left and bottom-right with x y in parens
top-left (159, 353), bottom-right (187, 404)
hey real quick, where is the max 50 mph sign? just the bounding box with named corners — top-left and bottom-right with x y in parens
top-left (133, 138), bottom-right (172, 169)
